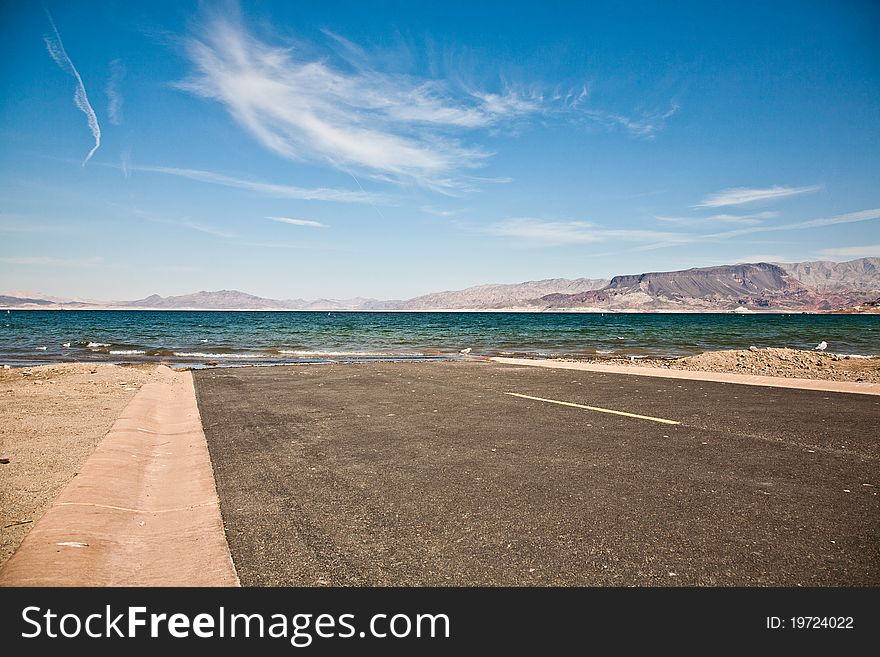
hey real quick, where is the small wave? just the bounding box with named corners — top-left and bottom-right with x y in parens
top-left (109, 349), bottom-right (146, 355)
top-left (173, 352), bottom-right (262, 359)
top-left (87, 342), bottom-right (110, 348)
top-left (277, 350), bottom-right (421, 357)
top-left (36, 346), bottom-right (47, 351)
top-left (146, 349), bottom-right (175, 357)
top-left (595, 350), bottom-right (613, 354)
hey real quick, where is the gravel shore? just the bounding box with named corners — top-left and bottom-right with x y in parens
top-left (601, 348), bottom-right (880, 384)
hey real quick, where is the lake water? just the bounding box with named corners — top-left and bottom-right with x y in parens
top-left (2, 310), bottom-right (878, 367)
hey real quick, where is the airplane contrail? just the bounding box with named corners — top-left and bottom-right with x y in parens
top-left (44, 11), bottom-right (101, 165)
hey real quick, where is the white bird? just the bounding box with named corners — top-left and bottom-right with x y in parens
top-left (815, 341), bottom-right (828, 351)
top-left (460, 347), bottom-right (472, 355)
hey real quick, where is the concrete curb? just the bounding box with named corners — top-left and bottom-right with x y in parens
top-left (491, 357), bottom-right (880, 396)
top-left (0, 366), bottom-right (239, 586)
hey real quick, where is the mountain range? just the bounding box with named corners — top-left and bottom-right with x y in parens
top-left (2, 258), bottom-right (878, 313)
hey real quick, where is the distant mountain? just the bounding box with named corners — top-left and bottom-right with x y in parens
top-left (125, 290), bottom-right (397, 311)
top-left (0, 290), bottom-right (106, 304)
top-left (401, 278), bottom-right (609, 310)
top-left (4, 258), bottom-right (878, 313)
top-left (127, 290), bottom-right (288, 310)
top-left (282, 297), bottom-right (404, 311)
top-left (778, 257), bottom-right (880, 293)
top-left (540, 262), bottom-right (864, 311)
top-left (0, 294), bottom-right (55, 307)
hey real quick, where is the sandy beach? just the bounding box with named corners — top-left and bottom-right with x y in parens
top-left (0, 363), bottom-right (154, 566)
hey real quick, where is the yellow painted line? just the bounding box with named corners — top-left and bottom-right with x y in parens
top-left (504, 392), bottom-right (680, 425)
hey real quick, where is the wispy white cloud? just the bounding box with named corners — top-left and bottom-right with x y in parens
top-left (178, 16), bottom-right (498, 190)
top-left (706, 207), bottom-right (880, 239)
top-left (633, 207), bottom-right (880, 254)
top-left (816, 245), bottom-right (880, 259)
top-left (696, 185), bottom-right (820, 208)
top-left (166, 219), bottom-right (236, 239)
top-left (485, 218), bottom-right (689, 247)
top-left (43, 12), bottom-right (101, 165)
top-left (120, 148), bottom-right (131, 178)
top-left (483, 207), bottom-right (880, 254)
top-left (118, 204), bottom-right (236, 239)
top-left (177, 15), bottom-right (674, 191)
top-left (268, 216), bottom-right (327, 228)
top-left (487, 219), bottom-right (601, 244)
top-left (582, 101), bottom-right (679, 138)
top-left (106, 59), bottom-right (125, 125)
top-left (656, 211), bottom-right (778, 226)
top-left (129, 165), bottom-right (386, 204)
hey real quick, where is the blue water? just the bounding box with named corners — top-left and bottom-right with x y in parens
top-left (1, 310), bottom-right (878, 367)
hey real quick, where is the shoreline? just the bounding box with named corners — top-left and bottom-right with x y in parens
top-left (4, 345), bottom-right (878, 381)
top-left (3, 305), bottom-right (879, 314)
top-left (4, 347), bottom-right (879, 374)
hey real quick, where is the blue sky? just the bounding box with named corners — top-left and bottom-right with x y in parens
top-left (1, 0), bottom-right (878, 300)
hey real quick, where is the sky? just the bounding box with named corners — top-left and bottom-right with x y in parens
top-left (1, 0), bottom-right (878, 301)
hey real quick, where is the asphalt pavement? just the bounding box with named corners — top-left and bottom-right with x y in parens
top-left (193, 360), bottom-right (879, 586)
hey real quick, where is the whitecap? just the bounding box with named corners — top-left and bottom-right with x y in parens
top-left (278, 350), bottom-right (418, 357)
top-left (109, 349), bottom-right (146, 355)
top-left (173, 352), bottom-right (261, 359)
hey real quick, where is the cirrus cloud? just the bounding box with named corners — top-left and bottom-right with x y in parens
top-left (43, 11), bottom-right (101, 165)
top-left (816, 244), bottom-right (880, 259)
top-left (176, 15), bottom-right (520, 191)
top-left (176, 14), bottom-right (677, 193)
top-left (127, 164), bottom-right (385, 204)
top-left (696, 185), bottom-right (820, 208)
top-left (485, 218), bottom-right (690, 247)
top-left (268, 216), bottom-right (327, 228)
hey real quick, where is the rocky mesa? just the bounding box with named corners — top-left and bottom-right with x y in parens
top-left (539, 262), bottom-right (871, 311)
